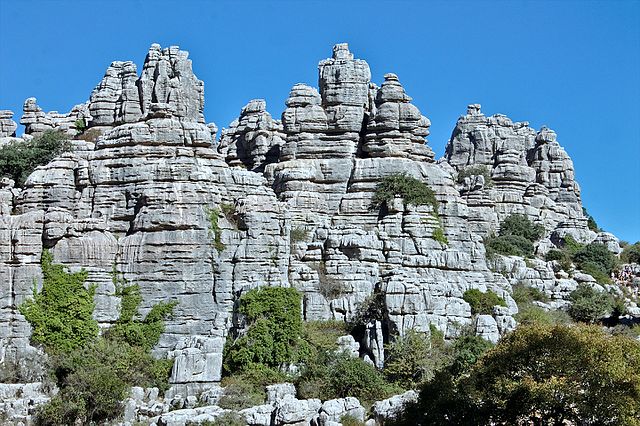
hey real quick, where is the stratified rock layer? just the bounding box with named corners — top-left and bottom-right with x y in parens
top-left (1, 43), bottom-right (626, 403)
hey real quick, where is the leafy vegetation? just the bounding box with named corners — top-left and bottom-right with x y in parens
top-left (0, 130), bottom-right (72, 187)
top-left (20, 252), bottom-right (176, 425)
top-left (73, 119), bottom-right (87, 134)
top-left (568, 283), bottom-right (613, 324)
top-left (218, 374), bottom-right (267, 410)
top-left (223, 287), bottom-right (309, 374)
top-left (485, 214), bottom-right (545, 258)
top-left (290, 226), bottom-right (309, 243)
top-left (399, 324), bottom-right (640, 426)
top-left (511, 282), bottom-right (549, 305)
top-left (312, 261), bottom-right (345, 300)
top-left (456, 165), bottom-right (494, 188)
top-left (583, 207), bottom-right (601, 232)
top-left (371, 173), bottom-right (438, 211)
top-left (621, 242), bottom-right (640, 264)
top-left (384, 327), bottom-right (450, 389)
top-left (432, 227), bottom-right (448, 245)
top-left (348, 292), bottom-right (387, 331)
top-left (19, 250), bottom-right (98, 353)
top-left (206, 207), bottom-right (225, 252)
top-left (573, 243), bottom-right (617, 277)
top-left (462, 289), bottom-right (507, 315)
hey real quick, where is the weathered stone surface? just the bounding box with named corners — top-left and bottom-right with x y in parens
top-left (0, 110), bottom-right (17, 137)
top-left (371, 390), bottom-right (418, 424)
top-left (318, 397), bottom-right (365, 425)
top-left (0, 43), bottom-right (630, 422)
top-left (20, 97), bottom-right (90, 136)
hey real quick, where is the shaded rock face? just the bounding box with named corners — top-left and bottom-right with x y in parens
top-left (445, 104), bottom-right (591, 243)
top-left (0, 43), bottom-right (612, 392)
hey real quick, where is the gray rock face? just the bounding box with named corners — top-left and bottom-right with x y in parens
top-left (445, 104), bottom-right (592, 243)
top-left (20, 98), bottom-right (90, 136)
top-left (0, 110), bottom-right (17, 137)
top-left (371, 390), bottom-right (418, 424)
top-left (218, 99), bottom-right (285, 171)
top-left (1, 42), bottom-right (624, 412)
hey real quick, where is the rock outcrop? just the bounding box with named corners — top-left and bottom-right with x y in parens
top-left (0, 43), bottom-right (632, 425)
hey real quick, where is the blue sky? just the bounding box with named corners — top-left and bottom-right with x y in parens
top-left (1, 0), bottom-right (638, 242)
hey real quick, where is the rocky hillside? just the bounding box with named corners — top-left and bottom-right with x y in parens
top-left (0, 43), bottom-right (637, 425)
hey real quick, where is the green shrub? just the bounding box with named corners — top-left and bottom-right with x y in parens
top-left (220, 203), bottom-right (238, 228)
top-left (74, 128), bottom-right (102, 142)
top-left (514, 305), bottom-right (572, 326)
top-left (621, 242), bottom-right (640, 264)
top-left (303, 320), bottom-right (348, 354)
top-left (223, 287), bottom-right (308, 373)
top-left (206, 207), bottom-right (225, 252)
top-left (583, 207), bottom-right (600, 232)
top-left (499, 214), bottom-right (545, 242)
top-left (327, 354), bottom-right (397, 402)
top-left (562, 234), bottom-right (584, 256)
top-left (19, 250), bottom-right (98, 353)
top-left (348, 292), bottom-right (387, 331)
top-left (371, 173), bottom-right (438, 211)
top-left (568, 284), bottom-right (613, 323)
top-left (486, 234), bottom-right (534, 257)
top-left (545, 249), bottom-right (565, 262)
top-left (511, 282), bottom-right (549, 305)
top-left (312, 261), bottom-right (345, 300)
top-left (0, 130), bottom-right (72, 187)
top-left (573, 243), bottom-right (617, 276)
top-left (384, 329), bottom-right (451, 388)
top-left (409, 324), bottom-right (640, 425)
top-left (290, 227), bottom-right (309, 243)
top-left (107, 284), bottom-right (177, 351)
top-left (448, 333), bottom-right (494, 376)
top-left (218, 375), bottom-right (266, 410)
top-left (463, 289), bottom-right (507, 315)
top-left (432, 227), bottom-right (448, 245)
top-left (73, 119), bottom-right (87, 133)
top-left (29, 265), bottom-right (176, 425)
top-left (456, 165), bottom-right (494, 188)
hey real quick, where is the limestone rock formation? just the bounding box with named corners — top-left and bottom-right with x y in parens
top-left (0, 42), bottom-right (634, 425)
top-left (0, 110), bottom-right (17, 138)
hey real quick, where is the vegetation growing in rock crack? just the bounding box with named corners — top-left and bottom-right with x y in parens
top-left (462, 288), bottom-right (507, 315)
top-left (20, 252), bottom-right (177, 425)
top-left (312, 261), bottom-right (345, 300)
top-left (206, 206), bottom-right (225, 252)
top-left (371, 173), bottom-right (438, 212)
top-left (432, 226), bottom-right (448, 245)
top-left (485, 214), bottom-right (545, 258)
top-left (456, 164), bottom-right (494, 188)
top-left (290, 226), bottom-right (309, 243)
top-left (0, 130), bottom-right (72, 187)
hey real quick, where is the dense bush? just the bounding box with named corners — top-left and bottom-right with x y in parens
top-left (223, 287), bottom-right (308, 374)
top-left (327, 354), bottom-right (397, 402)
top-left (463, 289), bottom-right (507, 315)
top-left (384, 328), bottom-right (450, 388)
top-left (347, 292), bottom-right (387, 331)
top-left (583, 207), bottom-right (600, 232)
top-left (402, 324), bottom-right (640, 425)
top-left (0, 130), bottom-right (72, 187)
top-left (514, 305), bottom-right (573, 326)
top-left (485, 214), bottom-right (545, 258)
top-left (19, 250), bottom-right (98, 353)
top-left (621, 242), bottom-right (640, 264)
top-left (511, 282), bottom-right (549, 305)
top-left (573, 243), bottom-right (617, 276)
top-left (21, 255), bottom-right (176, 425)
top-left (456, 165), bottom-right (494, 188)
top-left (371, 173), bottom-right (438, 211)
top-left (499, 214), bottom-right (545, 242)
top-left (218, 375), bottom-right (267, 410)
top-left (568, 283), bottom-right (613, 323)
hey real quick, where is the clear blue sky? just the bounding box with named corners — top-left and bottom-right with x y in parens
top-left (1, 0), bottom-right (638, 242)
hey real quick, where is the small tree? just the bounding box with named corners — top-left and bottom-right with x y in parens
top-left (463, 289), bottom-right (507, 315)
top-left (568, 283), bottom-right (612, 323)
top-left (371, 173), bottom-right (438, 211)
top-left (0, 130), bottom-right (72, 187)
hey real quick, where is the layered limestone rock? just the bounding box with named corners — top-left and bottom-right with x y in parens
top-left (3, 42), bottom-right (624, 408)
top-left (445, 104), bottom-right (593, 245)
top-left (0, 110), bottom-right (17, 138)
top-left (217, 99), bottom-right (285, 171)
top-left (20, 98), bottom-right (90, 136)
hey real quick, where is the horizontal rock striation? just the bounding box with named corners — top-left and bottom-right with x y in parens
top-left (0, 42), bottom-right (627, 406)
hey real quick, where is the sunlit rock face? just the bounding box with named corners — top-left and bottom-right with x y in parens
top-left (0, 43), bottom-right (617, 399)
